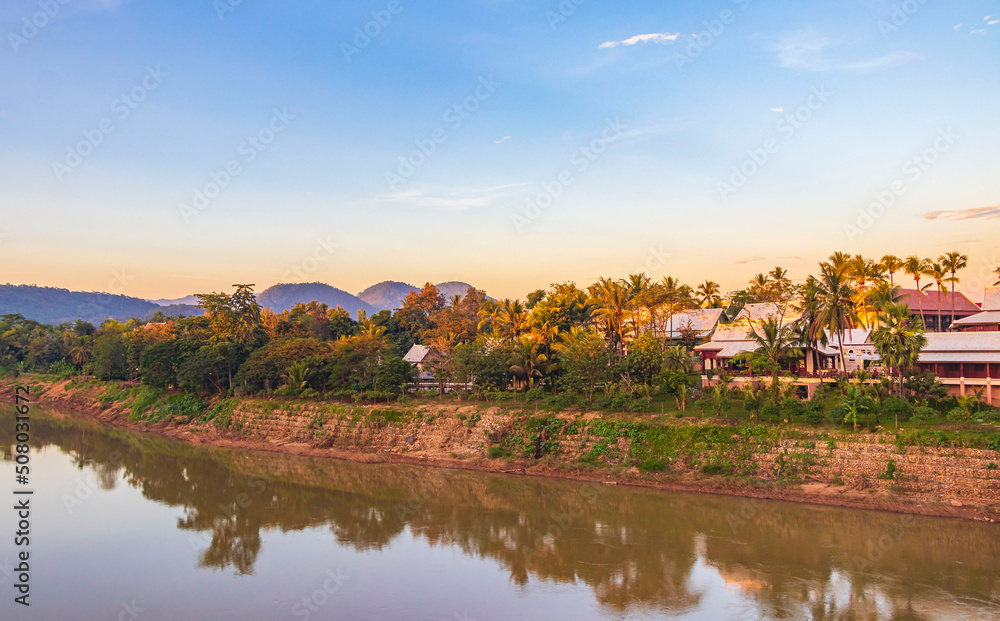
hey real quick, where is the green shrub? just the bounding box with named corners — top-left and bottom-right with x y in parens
top-left (802, 401), bottom-right (825, 425)
top-left (637, 458), bottom-right (670, 472)
top-left (524, 387), bottom-right (544, 403)
top-left (700, 462), bottom-right (731, 476)
top-left (760, 403), bottom-right (781, 422)
top-left (781, 398), bottom-right (804, 421)
top-left (487, 446), bottom-right (509, 459)
top-left (877, 460), bottom-right (896, 480)
top-left (912, 406), bottom-right (937, 423)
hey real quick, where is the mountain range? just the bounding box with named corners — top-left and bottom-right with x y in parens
top-left (0, 280), bottom-right (485, 325)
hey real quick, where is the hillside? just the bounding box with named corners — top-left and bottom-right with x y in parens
top-left (148, 295), bottom-right (199, 306)
top-left (357, 281), bottom-right (418, 312)
top-left (257, 283), bottom-right (376, 316)
top-left (435, 281), bottom-right (481, 300)
top-left (0, 284), bottom-right (202, 325)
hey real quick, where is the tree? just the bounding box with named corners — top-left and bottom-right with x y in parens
top-left (553, 327), bottom-right (610, 400)
top-left (939, 251), bottom-right (968, 331)
top-left (196, 284), bottom-right (264, 346)
top-left (903, 256), bottom-right (931, 327)
top-left (747, 318), bottom-right (801, 403)
top-left (811, 262), bottom-right (859, 373)
top-left (841, 385), bottom-right (869, 431)
top-left (880, 254), bottom-right (904, 287)
top-left (92, 331), bottom-right (128, 380)
top-left (663, 346), bottom-right (694, 374)
top-left (589, 278), bottom-right (633, 355)
top-left (924, 261), bottom-right (947, 332)
top-left (871, 303), bottom-right (926, 400)
top-left (696, 281), bottom-right (722, 309)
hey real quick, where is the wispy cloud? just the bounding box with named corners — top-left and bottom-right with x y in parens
top-left (599, 33), bottom-right (681, 49)
top-left (376, 183), bottom-right (526, 211)
top-left (494, 136), bottom-right (510, 144)
top-left (922, 204), bottom-right (1000, 221)
top-left (772, 31), bottom-right (917, 71)
top-left (770, 107), bottom-right (784, 112)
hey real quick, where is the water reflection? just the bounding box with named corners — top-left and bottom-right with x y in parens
top-left (3, 409), bottom-right (999, 619)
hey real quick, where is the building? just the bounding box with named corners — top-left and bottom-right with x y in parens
top-left (950, 286), bottom-right (1000, 332)
top-left (663, 307), bottom-right (725, 340)
top-left (917, 332), bottom-right (1000, 405)
top-left (402, 344), bottom-right (440, 380)
top-left (896, 288), bottom-right (980, 331)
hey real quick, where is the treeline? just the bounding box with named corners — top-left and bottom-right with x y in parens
top-left (2, 251), bottom-right (997, 412)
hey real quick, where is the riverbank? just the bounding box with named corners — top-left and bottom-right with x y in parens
top-left (7, 376), bottom-right (1000, 523)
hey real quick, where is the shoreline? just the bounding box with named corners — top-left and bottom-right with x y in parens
top-left (9, 377), bottom-right (999, 524)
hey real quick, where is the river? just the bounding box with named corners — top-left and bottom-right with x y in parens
top-left (1, 407), bottom-right (999, 620)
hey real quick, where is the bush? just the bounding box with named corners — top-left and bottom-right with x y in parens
top-left (781, 398), bottom-right (804, 421)
top-left (524, 387), bottom-right (544, 403)
top-left (761, 403), bottom-right (781, 422)
top-left (637, 458), bottom-right (670, 472)
top-left (487, 445), bottom-right (509, 459)
top-left (947, 407), bottom-right (971, 423)
top-left (802, 401), bottom-right (825, 425)
top-left (912, 405), bottom-right (937, 423)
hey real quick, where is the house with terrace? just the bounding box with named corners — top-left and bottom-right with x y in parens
top-left (916, 332), bottom-right (1000, 406)
top-left (896, 288), bottom-right (980, 332)
top-left (950, 286), bottom-right (1000, 333)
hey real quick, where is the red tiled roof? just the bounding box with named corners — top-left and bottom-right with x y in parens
top-left (896, 288), bottom-right (980, 314)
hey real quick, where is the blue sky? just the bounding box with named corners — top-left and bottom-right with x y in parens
top-left (2, 0), bottom-right (999, 301)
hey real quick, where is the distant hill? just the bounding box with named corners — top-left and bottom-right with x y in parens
top-left (0, 284), bottom-right (203, 325)
top-left (357, 281), bottom-right (418, 312)
top-left (357, 281), bottom-right (486, 311)
top-left (148, 295), bottom-right (199, 306)
top-left (257, 283), bottom-right (376, 316)
top-left (436, 281), bottom-right (482, 300)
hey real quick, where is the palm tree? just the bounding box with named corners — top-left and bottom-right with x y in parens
top-left (590, 278), bottom-right (633, 355)
top-left (696, 280), bottom-right (722, 309)
top-left (872, 303), bottom-right (926, 400)
top-left (747, 317), bottom-right (801, 403)
top-left (812, 263), bottom-right (859, 373)
top-left (749, 273), bottom-right (771, 301)
top-left (828, 251), bottom-right (852, 277)
top-left (903, 256), bottom-right (931, 327)
top-left (939, 251), bottom-right (968, 330)
top-left (664, 346), bottom-right (694, 373)
top-left (841, 385), bottom-right (869, 431)
top-left (880, 254), bottom-right (904, 287)
top-left (925, 262), bottom-right (947, 332)
top-left (847, 254), bottom-right (876, 329)
top-left (994, 267), bottom-right (1000, 286)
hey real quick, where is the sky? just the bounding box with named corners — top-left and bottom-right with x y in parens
top-left (1, 0), bottom-right (999, 302)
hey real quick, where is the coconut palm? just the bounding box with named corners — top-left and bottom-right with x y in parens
top-left (872, 303), bottom-right (926, 400)
top-left (924, 261), bottom-right (947, 332)
top-left (880, 254), bottom-right (904, 287)
top-left (747, 317), bottom-right (801, 403)
top-left (847, 254), bottom-right (877, 329)
top-left (994, 267), bottom-right (1000, 286)
top-left (828, 251), bottom-right (853, 277)
top-left (903, 256), bottom-right (931, 327)
top-left (812, 263), bottom-right (859, 373)
top-left (590, 278), bottom-right (633, 355)
top-left (939, 251), bottom-right (968, 330)
top-left (696, 280), bottom-right (722, 309)
top-left (748, 273), bottom-right (771, 301)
